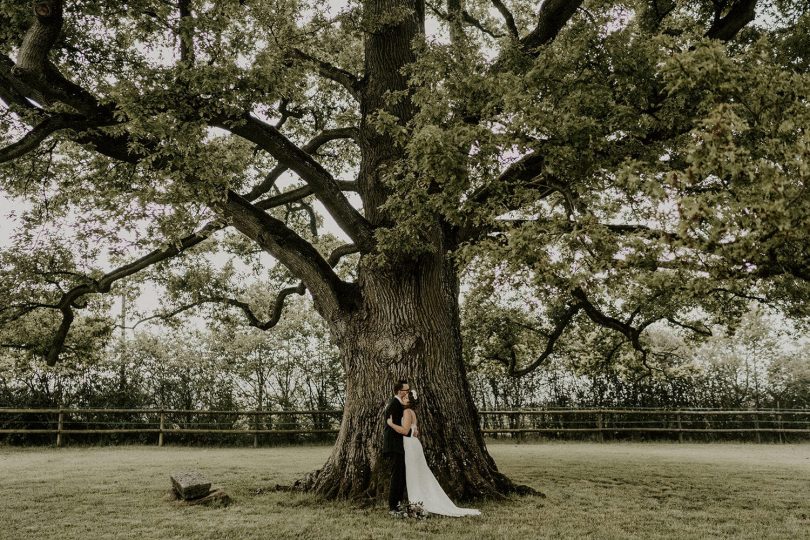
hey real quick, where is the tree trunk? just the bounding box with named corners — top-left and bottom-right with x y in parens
top-left (293, 0), bottom-right (535, 503)
top-left (297, 251), bottom-right (535, 501)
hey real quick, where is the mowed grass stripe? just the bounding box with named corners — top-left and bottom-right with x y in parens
top-left (0, 442), bottom-right (807, 540)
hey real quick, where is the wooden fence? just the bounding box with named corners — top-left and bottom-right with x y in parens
top-left (478, 408), bottom-right (810, 443)
top-left (1, 407), bottom-right (808, 446)
top-left (0, 408), bottom-right (341, 447)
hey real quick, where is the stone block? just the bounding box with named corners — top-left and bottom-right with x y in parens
top-left (170, 471), bottom-right (211, 500)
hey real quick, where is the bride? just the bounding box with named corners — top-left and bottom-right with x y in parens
top-left (386, 390), bottom-right (480, 517)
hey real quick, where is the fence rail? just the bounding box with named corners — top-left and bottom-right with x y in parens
top-left (478, 408), bottom-right (810, 444)
top-left (0, 408), bottom-right (343, 447)
top-left (1, 407), bottom-right (808, 446)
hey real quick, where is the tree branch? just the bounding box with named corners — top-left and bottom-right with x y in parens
top-left (43, 224), bottom-right (219, 364)
top-left (520, 0), bottom-right (583, 54)
top-left (132, 302), bottom-right (203, 328)
top-left (459, 149), bottom-right (568, 242)
top-left (639, 0), bottom-right (676, 33)
top-left (0, 62), bottom-right (143, 164)
top-left (326, 243), bottom-right (360, 266)
top-left (571, 286), bottom-right (656, 373)
top-left (705, 0), bottom-right (758, 41)
top-left (0, 113), bottom-right (101, 163)
top-left (134, 244), bottom-right (358, 330)
top-left (47, 303), bottom-right (74, 366)
top-left (601, 223), bottom-right (680, 243)
top-left (491, 0), bottom-right (520, 40)
top-left (0, 57), bottom-right (44, 112)
top-left (14, 1), bottom-right (63, 77)
top-left (218, 288), bottom-right (309, 329)
top-left (666, 317), bottom-right (712, 336)
top-left (274, 97), bottom-right (305, 129)
top-left (459, 10), bottom-right (503, 40)
top-left (506, 303), bottom-right (582, 377)
top-left (222, 114), bottom-right (374, 251)
top-left (427, 1), bottom-right (504, 39)
top-left (708, 287), bottom-right (770, 304)
top-left (244, 126), bottom-right (359, 201)
top-left (5, 51), bottom-right (370, 255)
top-left (221, 190), bottom-right (360, 318)
top-left (0, 97), bottom-right (359, 364)
top-left (254, 180), bottom-right (358, 211)
top-left (178, 0), bottom-right (195, 65)
top-left (9, 2), bottom-right (99, 114)
top-left (40, 194), bottom-right (358, 364)
top-left (287, 48), bottom-right (362, 100)
top-left (465, 150), bottom-right (547, 208)
top-left (134, 285), bottom-right (305, 330)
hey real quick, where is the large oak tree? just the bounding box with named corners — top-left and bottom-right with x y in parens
top-left (1, 0), bottom-right (808, 500)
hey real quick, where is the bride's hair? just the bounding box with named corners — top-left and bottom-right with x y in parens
top-left (405, 390), bottom-right (419, 409)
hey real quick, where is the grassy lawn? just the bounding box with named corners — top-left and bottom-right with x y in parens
top-left (0, 441), bottom-right (808, 539)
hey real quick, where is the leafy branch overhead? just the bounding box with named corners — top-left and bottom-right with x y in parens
top-left (0, 0), bottom-right (807, 372)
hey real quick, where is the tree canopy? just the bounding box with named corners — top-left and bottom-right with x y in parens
top-left (0, 0), bottom-right (808, 374)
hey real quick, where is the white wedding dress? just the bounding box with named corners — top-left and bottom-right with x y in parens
top-left (403, 422), bottom-right (481, 517)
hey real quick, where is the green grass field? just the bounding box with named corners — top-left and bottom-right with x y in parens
top-left (0, 442), bottom-right (808, 539)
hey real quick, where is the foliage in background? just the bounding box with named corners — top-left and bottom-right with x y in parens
top-left (2, 297), bottom-right (807, 420)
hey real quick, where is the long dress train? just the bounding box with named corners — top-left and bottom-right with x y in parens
top-left (403, 428), bottom-right (480, 517)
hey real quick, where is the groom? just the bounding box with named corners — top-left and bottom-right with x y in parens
top-left (383, 379), bottom-right (409, 513)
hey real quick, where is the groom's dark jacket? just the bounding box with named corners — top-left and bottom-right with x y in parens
top-left (382, 396), bottom-right (404, 455)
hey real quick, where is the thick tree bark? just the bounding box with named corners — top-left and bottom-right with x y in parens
top-left (356, 0), bottom-right (423, 226)
top-left (15, 1), bottom-right (63, 77)
top-left (297, 248), bottom-right (536, 500)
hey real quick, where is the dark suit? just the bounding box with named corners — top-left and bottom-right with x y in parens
top-left (383, 396), bottom-right (405, 510)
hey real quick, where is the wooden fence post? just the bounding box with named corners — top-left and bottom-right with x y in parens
top-left (56, 409), bottom-right (64, 448)
top-left (704, 413), bottom-right (712, 442)
top-left (253, 411), bottom-right (259, 448)
top-left (777, 403), bottom-right (784, 444)
top-left (159, 410), bottom-right (165, 447)
top-left (676, 411), bottom-right (683, 443)
top-left (597, 412), bottom-right (604, 442)
top-left (753, 411), bottom-right (761, 443)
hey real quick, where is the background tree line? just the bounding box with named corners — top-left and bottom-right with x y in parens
top-left (462, 278), bottom-right (810, 411)
top-left (2, 296), bottom-right (807, 423)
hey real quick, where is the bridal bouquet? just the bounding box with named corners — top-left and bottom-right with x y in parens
top-left (393, 501), bottom-right (429, 519)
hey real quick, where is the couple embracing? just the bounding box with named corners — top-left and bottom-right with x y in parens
top-left (382, 380), bottom-right (480, 517)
